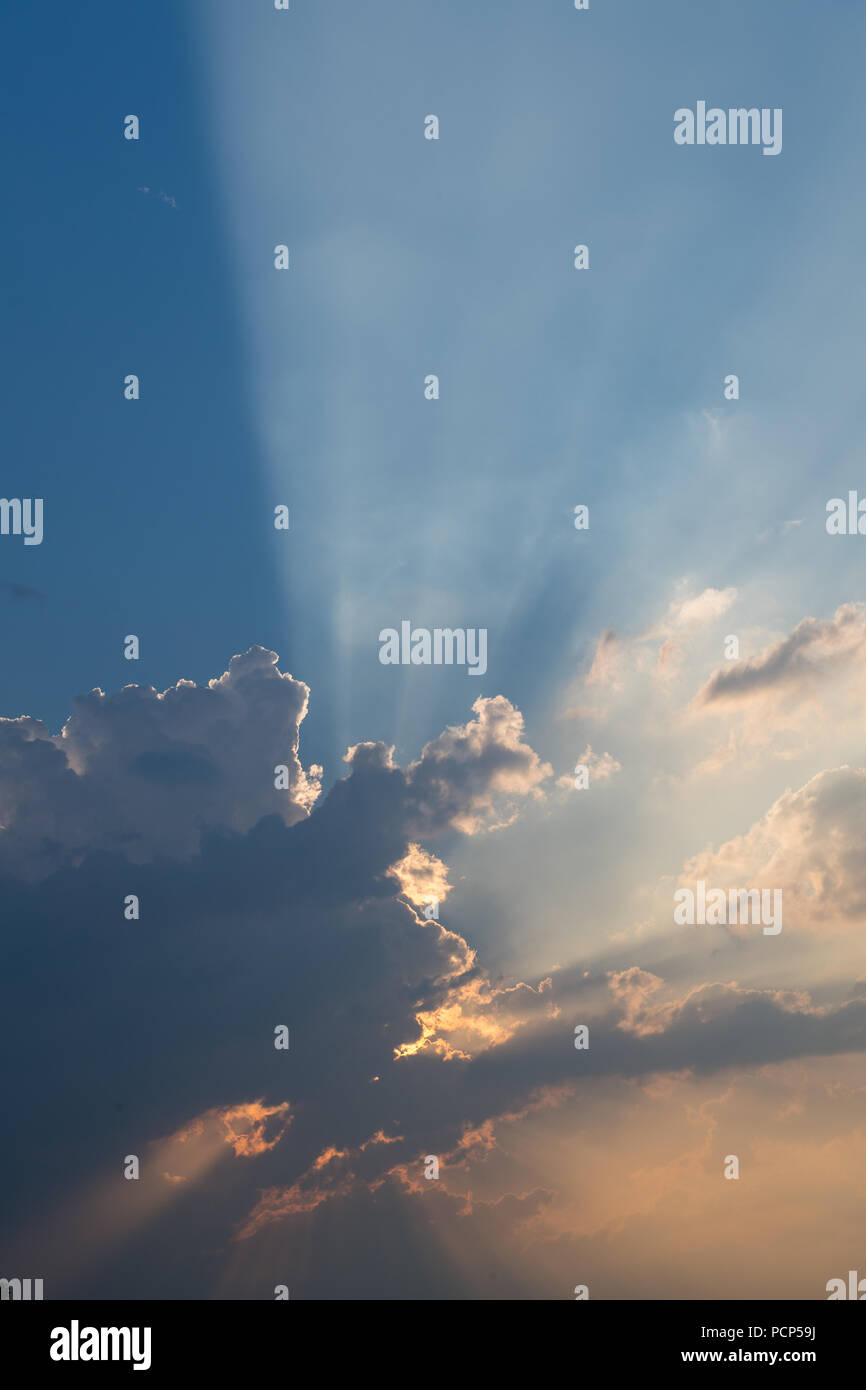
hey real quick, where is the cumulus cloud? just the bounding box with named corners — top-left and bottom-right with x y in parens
top-left (678, 765), bottom-right (866, 933)
top-left (387, 843), bottom-right (452, 909)
top-left (346, 694), bottom-right (553, 837)
top-left (581, 744), bottom-right (621, 783)
top-left (557, 744), bottom-right (621, 790)
top-left (0, 654), bottom-right (561, 1286)
top-left (0, 647), bottom-right (321, 878)
top-left (2, 651), bottom-right (864, 1298)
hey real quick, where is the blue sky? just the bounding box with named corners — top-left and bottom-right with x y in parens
top-left (3, 0), bottom-right (864, 761)
top-left (3, 1), bottom-right (866, 1299)
top-left (6, 0), bottom-right (865, 974)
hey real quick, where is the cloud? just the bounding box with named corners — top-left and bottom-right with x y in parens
top-left (387, 843), bottom-right (452, 908)
top-left (607, 969), bottom-right (814, 1039)
top-left (678, 765), bottom-right (866, 933)
top-left (348, 693), bottom-right (553, 837)
top-left (2, 651), bottom-right (865, 1298)
top-left (557, 744), bottom-right (621, 790)
top-left (566, 585), bottom-right (738, 718)
top-left (642, 584), bottom-right (738, 683)
top-left (580, 744), bottom-right (621, 783)
top-left (137, 186), bottom-right (178, 209)
top-left (584, 629), bottom-right (622, 691)
top-left (0, 654), bottom-right (558, 1274)
top-left (694, 603), bottom-right (866, 710)
top-left (0, 647), bottom-right (321, 878)
top-left (644, 586), bottom-right (738, 639)
top-left (757, 518), bottom-right (804, 542)
top-left (686, 603), bottom-right (866, 772)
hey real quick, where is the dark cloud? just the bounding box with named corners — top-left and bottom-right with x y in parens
top-left (1, 651), bottom-right (863, 1298)
top-left (695, 603), bottom-right (866, 707)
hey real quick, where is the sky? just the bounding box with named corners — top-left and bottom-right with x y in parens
top-left (1, 0), bottom-right (866, 1300)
